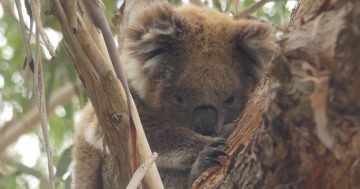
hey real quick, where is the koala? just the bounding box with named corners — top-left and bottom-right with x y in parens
top-left (72, 1), bottom-right (276, 189)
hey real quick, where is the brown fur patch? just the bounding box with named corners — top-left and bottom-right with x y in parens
top-left (122, 3), bottom-right (276, 129)
top-left (73, 2), bottom-right (277, 189)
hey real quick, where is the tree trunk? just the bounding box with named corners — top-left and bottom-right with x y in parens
top-left (194, 0), bottom-right (360, 188)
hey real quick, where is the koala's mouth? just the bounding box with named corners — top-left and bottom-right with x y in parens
top-left (193, 125), bottom-right (219, 136)
top-left (190, 117), bottom-right (235, 137)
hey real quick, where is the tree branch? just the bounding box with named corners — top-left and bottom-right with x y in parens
top-left (49, 0), bottom-right (164, 188)
top-left (52, 0), bottom-right (132, 187)
top-left (126, 153), bottom-right (158, 189)
top-left (0, 83), bottom-right (79, 154)
top-left (83, 0), bottom-right (138, 173)
top-left (192, 78), bottom-right (271, 189)
top-left (195, 0), bottom-right (360, 188)
top-left (30, 0), bottom-right (55, 187)
top-left (15, 0), bottom-right (32, 66)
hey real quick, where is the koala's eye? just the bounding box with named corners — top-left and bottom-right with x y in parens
top-left (224, 96), bottom-right (236, 106)
top-left (174, 94), bottom-right (184, 104)
top-left (145, 48), bottom-right (168, 61)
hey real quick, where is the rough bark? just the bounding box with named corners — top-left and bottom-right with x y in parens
top-left (194, 0), bottom-right (360, 188)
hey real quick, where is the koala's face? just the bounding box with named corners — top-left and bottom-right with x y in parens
top-left (123, 3), bottom-right (275, 136)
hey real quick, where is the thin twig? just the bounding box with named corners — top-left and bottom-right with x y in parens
top-left (14, 0), bottom-right (32, 65)
top-left (235, 0), bottom-right (286, 18)
top-left (126, 153), bottom-right (158, 189)
top-left (28, 0), bottom-right (57, 58)
top-left (35, 29), bottom-right (56, 189)
top-left (30, 0), bottom-right (56, 188)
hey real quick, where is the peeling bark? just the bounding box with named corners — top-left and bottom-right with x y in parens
top-left (195, 0), bottom-right (360, 188)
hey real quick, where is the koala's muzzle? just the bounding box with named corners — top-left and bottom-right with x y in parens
top-left (191, 105), bottom-right (218, 135)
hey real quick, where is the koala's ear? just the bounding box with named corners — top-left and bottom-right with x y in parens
top-left (235, 21), bottom-right (277, 79)
top-left (124, 2), bottom-right (185, 71)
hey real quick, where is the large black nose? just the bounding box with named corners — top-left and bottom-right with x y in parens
top-left (191, 105), bottom-right (218, 135)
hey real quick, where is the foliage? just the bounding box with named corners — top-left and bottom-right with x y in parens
top-left (0, 0), bottom-right (295, 188)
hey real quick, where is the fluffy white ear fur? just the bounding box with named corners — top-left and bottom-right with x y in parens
top-left (122, 3), bottom-right (180, 100)
top-left (123, 22), bottom-right (177, 100)
top-left (123, 58), bottom-right (149, 100)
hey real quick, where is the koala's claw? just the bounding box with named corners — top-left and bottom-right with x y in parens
top-left (202, 148), bottom-right (228, 159)
top-left (189, 140), bottom-right (229, 185)
top-left (198, 149), bottom-right (224, 166)
top-left (202, 157), bottom-right (221, 166)
top-left (209, 138), bottom-right (228, 148)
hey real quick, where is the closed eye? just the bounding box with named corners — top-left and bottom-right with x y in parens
top-left (144, 48), bottom-right (168, 61)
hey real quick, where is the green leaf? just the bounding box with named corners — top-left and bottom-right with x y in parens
top-left (168, 0), bottom-right (182, 5)
top-left (213, 0), bottom-right (223, 11)
top-left (55, 146), bottom-right (73, 178)
top-left (7, 161), bottom-right (46, 180)
top-left (0, 173), bottom-right (19, 189)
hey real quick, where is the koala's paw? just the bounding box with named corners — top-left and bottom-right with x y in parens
top-left (189, 138), bottom-right (229, 185)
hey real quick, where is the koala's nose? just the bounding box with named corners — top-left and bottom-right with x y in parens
top-left (192, 105), bottom-right (218, 135)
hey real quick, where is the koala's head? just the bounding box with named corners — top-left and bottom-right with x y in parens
top-left (122, 3), bottom-right (276, 136)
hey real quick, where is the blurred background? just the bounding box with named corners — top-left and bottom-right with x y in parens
top-left (0, 0), bottom-right (297, 188)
